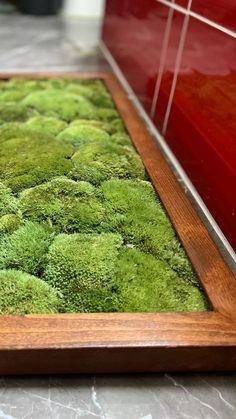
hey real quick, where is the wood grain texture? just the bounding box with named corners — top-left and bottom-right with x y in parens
top-left (0, 72), bottom-right (235, 374)
top-left (0, 312), bottom-right (236, 374)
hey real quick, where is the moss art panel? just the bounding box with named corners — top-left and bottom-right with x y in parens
top-left (0, 77), bottom-right (210, 314)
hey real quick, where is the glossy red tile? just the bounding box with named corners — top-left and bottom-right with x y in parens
top-left (103, 0), bottom-right (170, 113)
top-left (164, 16), bottom-right (236, 248)
top-left (192, 0), bottom-right (236, 32)
top-left (152, 10), bottom-right (185, 130)
top-left (175, 0), bottom-right (189, 8)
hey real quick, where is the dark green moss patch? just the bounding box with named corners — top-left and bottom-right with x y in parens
top-left (0, 77), bottom-right (209, 314)
top-left (0, 102), bottom-right (37, 124)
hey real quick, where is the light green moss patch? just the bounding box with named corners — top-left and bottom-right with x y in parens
top-left (0, 127), bottom-right (73, 192)
top-left (58, 125), bottom-right (110, 147)
top-left (0, 269), bottom-right (60, 314)
top-left (95, 108), bottom-right (120, 121)
top-left (44, 233), bottom-right (123, 312)
top-left (26, 116), bottom-right (67, 135)
top-left (71, 141), bottom-right (146, 185)
top-left (66, 82), bottom-right (115, 108)
top-left (22, 90), bottom-right (96, 121)
top-left (102, 179), bottom-right (198, 285)
top-left (115, 248), bottom-right (209, 312)
top-left (0, 221), bottom-right (54, 276)
top-left (19, 177), bottom-right (106, 233)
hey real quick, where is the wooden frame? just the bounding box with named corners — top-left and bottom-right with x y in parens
top-left (0, 72), bottom-right (236, 374)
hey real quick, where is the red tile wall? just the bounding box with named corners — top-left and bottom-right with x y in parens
top-left (102, 0), bottom-right (236, 250)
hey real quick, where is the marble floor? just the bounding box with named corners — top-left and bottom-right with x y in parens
top-left (0, 12), bottom-right (235, 419)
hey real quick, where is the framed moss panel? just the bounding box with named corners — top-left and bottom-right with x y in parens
top-left (0, 72), bottom-right (236, 374)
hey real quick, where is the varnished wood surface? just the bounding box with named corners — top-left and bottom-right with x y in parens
top-left (0, 72), bottom-right (235, 373)
top-left (1, 312), bottom-right (236, 349)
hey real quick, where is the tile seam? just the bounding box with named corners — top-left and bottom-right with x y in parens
top-left (162, 0), bottom-right (192, 134)
top-left (155, 0), bottom-right (236, 38)
top-left (150, 1), bottom-right (175, 118)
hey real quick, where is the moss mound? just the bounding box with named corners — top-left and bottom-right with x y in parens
top-left (115, 248), bottom-right (209, 312)
top-left (19, 177), bottom-right (106, 233)
top-left (26, 116), bottom-right (67, 136)
top-left (22, 90), bottom-right (96, 121)
top-left (0, 103), bottom-right (37, 124)
top-left (0, 269), bottom-right (60, 314)
top-left (71, 141), bottom-right (145, 185)
top-left (58, 125), bottom-right (110, 147)
top-left (44, 233), bottom-right (123, 312)
top-left (0, 221), bottom-right (54, 276)
top-left (102, 179), bottom-right (197, 284)
top-left (66, 82), bottom-right (115, 108)
top-left (0, 77), bottom-right (209, 314)
top-left (0, 182), bottom-right (17, 216)
top-left (0, 128), bottom-right (73, 192)
top-left (0, 214), bottom-right (22, 234)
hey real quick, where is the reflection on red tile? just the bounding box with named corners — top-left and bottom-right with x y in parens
top-left (103, 0), bottom-right (169, 113)
top-left (164, 16), bottom-right (236, 248)
top-left (152, 10), bottom-right (185, 130)
top-left (192, 0), bottom-right (236, 32)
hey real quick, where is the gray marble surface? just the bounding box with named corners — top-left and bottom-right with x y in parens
top-left (0, 373), bottom-right (236, 419)
top-left (0, 12), bottom-right (235, 419)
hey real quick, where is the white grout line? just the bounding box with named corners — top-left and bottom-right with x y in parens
top-left (150, 1), bottom-right (175, 118)
top-left (155, 0), bottom-right (236, 38)
top-left (162, 0), bottom-right (192, 134)
top-left (100, 40), bottom-right (236, 270)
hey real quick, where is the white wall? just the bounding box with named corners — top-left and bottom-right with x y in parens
top-left (63, 0), bottom-right (105, 18)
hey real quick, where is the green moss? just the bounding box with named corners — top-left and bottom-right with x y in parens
top-left (0, 128), bottom-right (73, 192)
top-left (0, 182), bottom-right (17, 216)
top-left (111, 132), bottom-right (133, 146)
top-left (0, 76), bottom-right (208, 314)
top-left (0, 269), bottom-right (60, 314)
top-left (7, 78), bottom-right (48, 89)
top-left (44, 233), bottom-right (123, 312)
top-left (0, 89), bottom-right (29, 103)
top-left (95, 108), bottom-right (120, 122)
top-left (0, 102), bottom-right (37, 124)
top-left (0, 214), bottom-right (22, 234)
top-left (115, 248), bottom-right (209, 312)
top-left (102, 179), bottom-right (199, 285)
top-left (19, 177), bottom-right (106, 233)
top-left (66, 83), bottom-right (115, 108)
top-left (71, 141), bottom-right (145, 185)
top-left (58, 125), bottom-right (110, 147)
top-left (70, 119), bottom-right (110, 130)
top-left (102, 179), bottom-right (175, 249)
top-left (108, 118), bottom-right (126, 134)
top-left (22, 90), bottom-right (96, 121)
top-left (26, 116), bottom-right (67, 135)
top-left (0, 221), bottom-right (54, 275)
